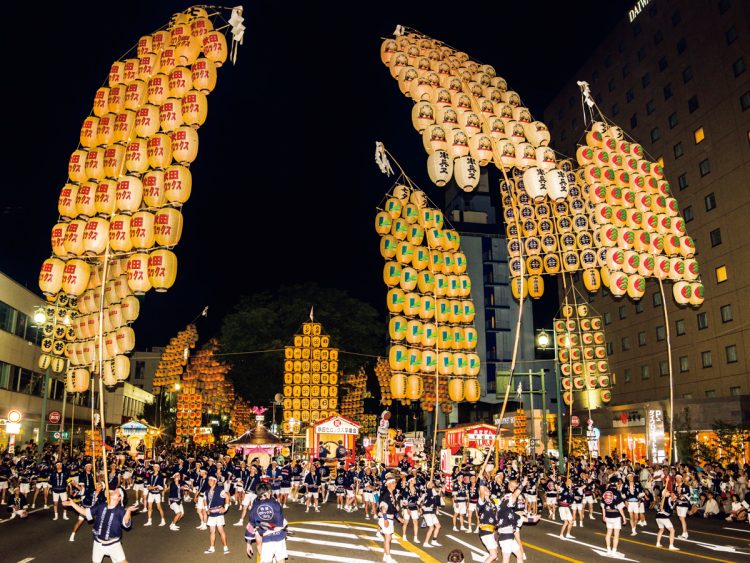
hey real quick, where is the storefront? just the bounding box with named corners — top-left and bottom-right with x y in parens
top-left (306, 414), bottom-right (361, 467)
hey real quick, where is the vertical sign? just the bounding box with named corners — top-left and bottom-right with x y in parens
top-left (648, 409), bottom-right (666, 463)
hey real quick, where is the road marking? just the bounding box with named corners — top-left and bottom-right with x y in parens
top-left (684, 528), bottom-right (750, 542)
top-left (547, 532), bottom-right (640, 562)
top-left (290, 526), bottom-right (358, 539)
top-left (639, 530), bottom-right (750, 554)
top-left (306, 521), bottom-right (380, 532)
top-left (16, 559), bottom-right (35, 563)
top-left (287, 532), bottom-right (419, 558)
top-left (286, 551), bottom-right (376, 563)
top-left (0, 508), bottom-right (47, 524)
top-left (595, 532), bottom-right (737, 563)
top-left (523, 541), bottom-right (585, 563)
top-left (724, 527), bottom-right (750, 534)
top-left (445, 533), bottom-right (486, 557)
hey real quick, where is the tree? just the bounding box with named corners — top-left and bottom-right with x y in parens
top-left (220, 283), bottom-right (385, 405)
top-left (673, 407), bottom-right (697, 465)
top-left (696, 420), bottom-right (749, 465)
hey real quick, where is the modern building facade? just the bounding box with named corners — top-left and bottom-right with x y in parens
top-left (544, 0), bottom-right (750, 405)
top-left (0, 270), bottom-right (153, 449)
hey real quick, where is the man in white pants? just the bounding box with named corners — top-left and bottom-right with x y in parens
top-left (144, 463), bottom-right (166, 527)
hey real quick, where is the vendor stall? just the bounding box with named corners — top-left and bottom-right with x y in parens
top-left (306, 414), bottom-right (361, 468)
top-left (439, 423), bottom-right (497, 490)
top-left (228, 417), bottom-right (288, 467)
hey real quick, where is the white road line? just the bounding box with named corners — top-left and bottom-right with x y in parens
top-left (724, 527), bottom-right (750, 534)
top-left (546, 532), bottom-right (640, 562)
top-left (290, 526), bottom-right (358, 539)
top-left (307, 521), bottom-right (380, 532)
top-left (16, 559), bottom-right (35, 563)
top-left (539, 517), bottom-right (563, 526)
top-left (639, 530), bottom-right (750, 554)
top-left (286, 536), bottom-right (418, 558)
top-left (445, 534), bottom-right (486, 557)
top-left (286, 551), bottom-right (376, 563)
top-left (0, 508), bottom-right (47, 524)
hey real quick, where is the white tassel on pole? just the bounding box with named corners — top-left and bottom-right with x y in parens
top-left (392, 25), bottom-right (405, 36)
top-left (375, 142), bottom-right (394, 176)
top-left (229, 6), bottom-right (245, 65)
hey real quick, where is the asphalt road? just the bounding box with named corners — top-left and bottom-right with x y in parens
top-left (1, 490), bottom-right (749, 563)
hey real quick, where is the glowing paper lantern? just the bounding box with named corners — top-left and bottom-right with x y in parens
top-left (191, 58), bottom-right (217, 93)
top-left (454, 155), bottom-right (480, 192)
top-left (63, 220), bottom-right (86, 256)
top-left (39, 258), bottom-right (65, 296)
top-left (83, 218), bottom-right (109, 256)
top-left (164, 165), bottom-right (192, 204)
top-left (125, 139), bottom-right (149, 174)
top-left (168, 66), bottom-right (193, 97)
top-left (181, 90), bottom-right (208, 128)
top-left (390, 373), bottom-right (407, 399)
top-left (126, 253), bottom-right (151, 294)
top-left (129, 211), bottom-right (155, 250)
top-left (171, 126), bottom-right (199, 165)
top-left (147, 249), bottom-right (177, 292)
top-left (62, 259), bottom-right (91, 297)
top-left (154, 207), bottom-right (183, 248)
top-left (427, 150), bottom-right (453, 186)
top-left (202, 31), bottom-right (228, 66)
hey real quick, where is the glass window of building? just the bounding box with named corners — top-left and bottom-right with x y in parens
top-left (720, 304), bottom-right (733, 323)
top-left (635, 300), bottom-right (643, 313)
top-left (697, 312), bottom-right (708, 330)
top-left (646, 99), bottom-right (655, 114)
top-left (718, 0), bottom-right (730, 15)
top-left (688, 95), bottom-right (699, 113)
top-left (650, 127), bottom-right (661, 143)
top-left (675, 319), bottom-right (686, 335)
top-left (705, 389), bottom-right (716, 398)
top-left (604, 312), bottom-right (611, 325)
top-left (656, 326), bottom-right (666, 341)
top-left (673, 142), bottom-right (684, 158)
top-left (606, 342), bottom-right (614, 355)
top-left (683, 205), bottom-right (693, 222)
top-left (730, 386), bottom-right (741, 397)
top-left (733, 57), bottom-right (745, 77)
top-left (663, 84), bottom-right (673, 100)
top-left (678, 173), bottom-right (688, 190)
top-left (631, 114), bottom-right (638, 128)
top-left (626, 89), bottom-right (635, 103)
top-left (619, 305), bottom-right (627, 320)
top-left (741, 91), bottom-right (750, 111)
top-left (622, 64), bottom-right (630, 78)
top-left (658, 57), bottom-right (668, 71)
top-left (705, 192), bottom-right (716, 210)
top-left (726, 26), bottom-right (737, 45)
top-left (701, 351), bottom-right (713, 368)
top-left (659, 361), bottom-right (669, 376)
top-left (694, 127), bottom-right (705, 143)
top-left (622, 336), bottom-right (631, 352)
top-left (654, 30), bottom-right (663, 45)
top-left (641, 73), bottom-right (651, 88)
top-left (612, 103), bottom-right (619, 116)
top-left (638, 331), bottom-right (646, 346)
top-left (679, 356), bottom-right (689, 372)
top-left (668, 112), bottom-right (679, 128)
top-left (638, 46), bottom-right (646, 61)
top-left (710, 228), bottom-right (722, 247)
top-left (716, 265), bottom-right (728, 283)
top-left (682, 66), bottom-right (693, 83)
top-left (672, 10), bottom-right (682, 25)
top-left (726, 345), bottom-right (738, 363)
top-left (624, 368), bottom-right (632, 383)
top-left (676, 38), bottom-right (687, 54)
top-left (700, 159), bottom-right (711, 177)
top-left (653, 292), bottom-right (662, 307)
top-left (641, 365), bottom-right (650, 380)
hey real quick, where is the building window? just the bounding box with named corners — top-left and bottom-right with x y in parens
top-left (730, 386), bottom-right (741, 397)
top-left (672, 10), bottom-right (682, 26)
top-left (673, 142), bottom-right (684, 158)
top-left (654, 30), bottom-right (663, 45)
top-left (683, 393), bottom-right (693, 399)
top-left (604, 312), bottom-right (611, 325)
top-left (622, 336), bottom-right (631, 352)
top-left (688, 95), bottom-right (699, 113)
top-left (741, 91), bottom-right (750, 111)
top-left (675, 319), bottom-right (686, 335)
top-left (638, 47), bottom-right (647, 61)
top-left (683, 66), bottom-right (694, 83)
top-left (622, 64), bottom-right (630, 78)
top-left (626, 89), bottom-right (635, 103)
top-left (701, 351), bottom-right (713, 368)
top-left (631, 114), bottom-right (638, 128)
top-left (658, 57), bottom-right (668, 71)
top-left (664, 84), bottom-right (673, 100)
top-left (624, 368), bottom-right (632, 383)
top-left (653, 292), bottom-right (662, 307)
top-left (700, 159), bottom-right (711, 177)
top-left (607, 78), bottom-right (616, 93)
top-left (659, 361), bottom-right (669, 376)
top-left (726, 26), bottom-right (737, 45)
top-left (619, 305), bottom-right (627, 320)
top-left (612, 103), bottom-right (620, 116)
top-left (677, 38), bottom-right (687, 54)
top-left (635, 300), bottom-right (643, 313)
top-left (650, 127), bottom-right (661, 143)
top-left (719, 0), bottom-right (730, 15)
top-left (641, 365), bottom-right (650, 380)
top-left (641, 73), bottom-right (651, 88)
top-left (638, 331), bottom-right (647, 346)
top-left (705, 389), bottom-right (716, 398)
top-left (733, 58), bottom-right (745, 77)
top-left (656, 325), bottom-right (666, 341)
top-left (683, 205), bottom-right (693, 222)
top-left (694, 127), bottom-right (705, 144)
top-left (678, 173), bottom-right (688, 190)
top-left (705, 192), bottom-right (716, 210)
top-left (669, 112), bottom-right (680, 129)
top-left (710, 228), bottom-right (722, 247)
top-left (679, 356), bottom-right (689, 372)
top-left (726, 345), bottom-right (738, 363)
top-left (606, 342), bottom-right (614, 355)
top-left (716, 265), bottom-right (728, 283)
top-left (697, 312), bottom-right (708, 330)
top-left (720, 304), bottom-right (733, 323)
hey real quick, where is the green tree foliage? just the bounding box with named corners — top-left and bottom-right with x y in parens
top-left (696, 419), bottom-right (749, 465)
top-left (220, 283), bottom-right (385, 405)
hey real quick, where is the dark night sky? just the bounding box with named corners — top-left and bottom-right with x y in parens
top-left (1, 0), bottom-right (633, 348)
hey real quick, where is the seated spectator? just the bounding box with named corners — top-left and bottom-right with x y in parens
top-left (703, 491), bottom-right (721, 519)
top-left (691, 493), bottom-right (706, 517)
top-left (725, 494), bottom-right (747, 522)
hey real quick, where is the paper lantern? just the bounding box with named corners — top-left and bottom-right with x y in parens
top-left (39, 258), bottom-right (65, 296)
top-left (51, 223), bottom-right (68, 257)
top-left (154, 207), bottom-right (183, 247)
top-left (148, 249), bottom-right (177, 292)
top-left (108, 214), bottom-right (132, 253)
top-left (84, 149), bottom-right (105, 181)
top-left (122, 58), bottom-right (139, 84)
top-left (163, 164), bottom-right (192, 204)
top-left (174, 32), bottom-right (201, 67)
top-left (386, 288), bottom-right (405, 313)
top-left (390, 373), bottom-right (407, 399)
top-left (168, 66), bottom-right (193, 98)
top-left (58, 184), bottom-right (78, 219)
top-left (120, 295), bottom-right (140, 323)
top-left (389, 345), bottom-right (407, 372)
top-left (403, 292), bottom-right (420, 316)
top-left (63, 220), bottom-right (86, 256)
top-left (159, 46), bottom-right (178, 75)
top-left (130, 211), bottom-right (155, 250)
top-left (582, 269), bottom-right (601, 292)
top-left (107, 84), bottom-right (126, 114)
top-left (388, 316), bottom-right (407, 341)
top-left (82, 218), bottom-right (109, 256)
top-left (126, 253), bottom-right (151, 294)
top-left (158, 98), bottom-right (183, 132)
top-left (112, 354), bottom-right (130, 381)
top-left (427, 150), bottom-right (453, 186)
top-left (672, 281), bottom-right (692, 305)
top-left (125, 139), bottom-right (149, 174)
top-left (80, 116), bottom-right (99, 148)
top-left (124, 80), bottom-right (148, 111)
top-left (182, 90), bottom-right (208, 128)
top-left (147, 133), bottom-right (173, 169)
top-left (171, 126), bottom-right (199, 165)
top-left (203, 31), bottom-right (228, 66)
top-left (464, 379), bottom-right (480, 402)
top-left (115, 176), bottom-right (143, 214)
top-left (115, 326), bottom-right (136, 354)
top-left (191, 58), bottom-right (217, 94)
top-left (689, 283), bottom-right (704, 306)
top-left (147, 74), bottom-right (169, 106)
top-left (62, 260), bottom-right (91, 297)
top-left (93, 87), bottom-right (110, 117)
top-left (528, 275), bottom-right (544, 298)
top-left (419, 295), bottom-right (435, 320)
top-left (546, 169), bottom-right (570, 201)
top-left (405, 349), bottom-right (422, 374)
top-left (448, 378), bottom-right (464, 402)
top-left (469, 134), bottom-right (494, 165)
top-left (113, 110), bottom-right (136, 143)
top-left (437, 352), bottom-right (454, 375)
top-left (140, 170), bottom-right (165, 208)
top-left (411, 101), bottom-right (435, 132)
top-left (627, 274), bottom-right (646, 299)
top-left (454, 155), bottom-right (480, 192)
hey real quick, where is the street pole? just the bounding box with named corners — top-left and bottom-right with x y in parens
top-left (38, 366), bottom-right (51, 456)
top-left (540, 369), bottom-right (549, 470)
top-left (528, 371), bottom-right (535, 458)
top-left (58, 386), bottom-right (67, 460)
top-left (553, 336), bottom-right (565, 473)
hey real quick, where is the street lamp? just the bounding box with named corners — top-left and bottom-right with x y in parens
top-left (5, 410), bottom-right (22, 455)
top-left (536, 329), bottom-right (565, 473)
top-left (32, 306), bottom-right (52, 456)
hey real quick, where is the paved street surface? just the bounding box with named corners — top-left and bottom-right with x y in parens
top-left (1, 491), bottom-right (749, 562)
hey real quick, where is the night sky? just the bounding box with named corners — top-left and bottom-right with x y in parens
top-left (1, 0), bottom-right (633, 349)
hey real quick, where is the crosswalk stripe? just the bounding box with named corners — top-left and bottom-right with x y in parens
top-left (291, 526), bottom-right (358, 539)
top-left (286, 550), bottom-right (376, 563)
top-left (305, 521), bottom-right (379, 532)
top-left (286, 535), bottom-right (419, 558)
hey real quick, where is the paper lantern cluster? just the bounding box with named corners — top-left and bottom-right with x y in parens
top-left (513, 408), bottom-right (528, 452)
top-left (175, 391), bottom-right (202, 438)
top-left (184, 338), bottom-right (233, 415)
top-left (576, 122), bottom-right (704, 306)
top-left (37, 7), bottom-right (235, 389)
top-left (554, 302), bottom-right (612, 406)
top-left (281, 321), bottom-right (340, 426)
top-left (375, 357), bottom-right (395, 406)
top-left (381, 32), bottom-right (552, 192)
top-left (230, 399), bottom-right (252, 436)
top-left (375, 184), bottom-right (481, 412)
top-left (360, 414), bottom-right (378, 436)
top-left (36, 294), bottom-right (77, 386)
top-left (85, 429), bottom-right (103, 457)
top-left (339, 368), bottom-right (367, 422)
top-left (152, 324), bottom-right (198, 388)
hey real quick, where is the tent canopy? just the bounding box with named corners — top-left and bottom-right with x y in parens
top-left (228, 424), bottom-right (289, 447)
top-left (120, 421), bottom-right (149, 435)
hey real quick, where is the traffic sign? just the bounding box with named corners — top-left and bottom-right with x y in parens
top-left (48, 410), bottom-right (61, 424)
top-left (46, 423), bottom-right (61, 432)
top-left (62, 431), bottom-right (69, 440)
top-left (52, 431), bottom-right (62, 440)
top-left (571, 415), bottom-right (580, 427)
